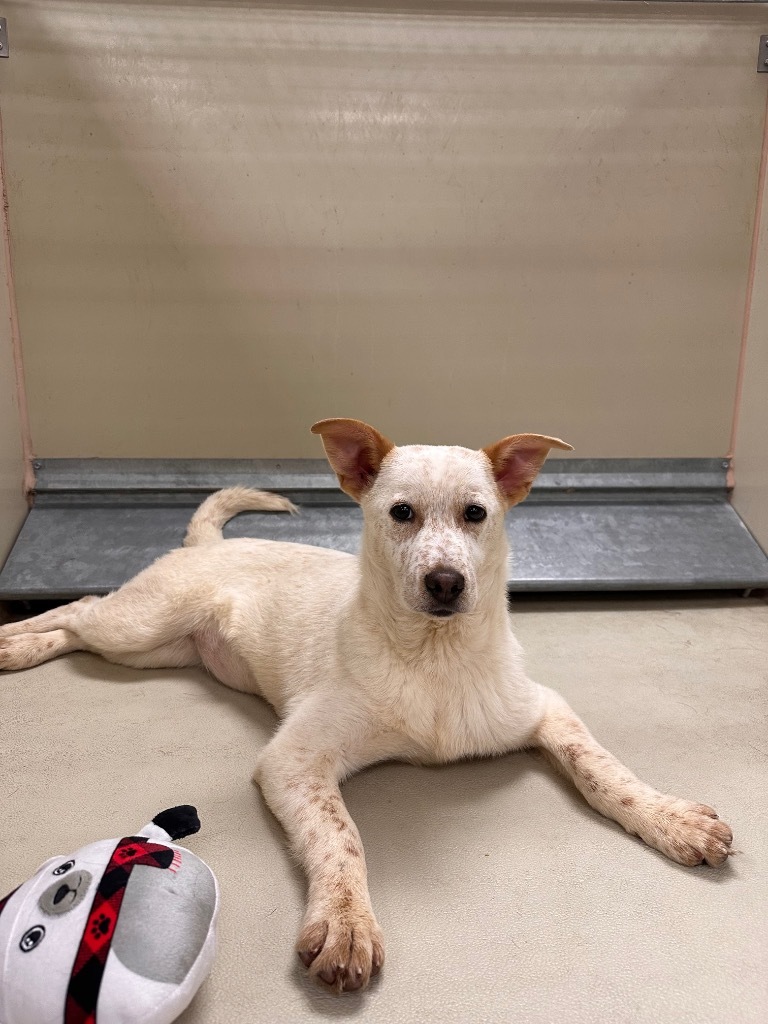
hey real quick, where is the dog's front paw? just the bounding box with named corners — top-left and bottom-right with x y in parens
top-left (297, 900), bottom-right (384, 993)
top-left (630, 794), bottom-right (733, 867)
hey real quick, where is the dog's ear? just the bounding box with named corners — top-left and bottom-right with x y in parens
top-left (482, 433), bottom-right (573, 507)
top-left (311, 418), bottom-right (395, 501)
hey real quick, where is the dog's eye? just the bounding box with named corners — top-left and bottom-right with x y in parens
top-left (390, 503), bottom-right (414, 522)
top-left (53, 860), bottom-right (75, 876)
top-left (464, 505), bottom-right (487, 523)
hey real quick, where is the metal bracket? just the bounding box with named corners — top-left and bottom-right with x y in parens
top-left (0, 19), bottom-right (8, 59)
top-left (759, 35), bottom-right (768, 73)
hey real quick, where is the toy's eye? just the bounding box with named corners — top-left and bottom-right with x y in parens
top-left (464, 505), bottom-right (487, 522)
top-left (19, 925), bottom-right (45, 952)
top-left (390, 503), bottom-right (414, 522)
top-left (53, 860), bottom-right (75, 876)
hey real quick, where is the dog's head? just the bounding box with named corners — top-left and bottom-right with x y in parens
top-left (312, 419), bottom-right (572, 619)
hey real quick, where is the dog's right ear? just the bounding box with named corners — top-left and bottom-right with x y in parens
top-left (311, 418), bottom-right (395, 501)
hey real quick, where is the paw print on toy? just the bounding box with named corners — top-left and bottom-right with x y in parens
top-left (90, 912), bottom-right (112, 939)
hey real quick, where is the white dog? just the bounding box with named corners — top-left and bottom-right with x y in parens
top-left (0, 419), bottom-right (733, 992)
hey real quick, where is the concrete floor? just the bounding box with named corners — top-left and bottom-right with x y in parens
top-left (1, 596), bottom-right (766, 1023)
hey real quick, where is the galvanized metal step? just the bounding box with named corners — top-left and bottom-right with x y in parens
top-left (1, 458), bottom-right (766, 599)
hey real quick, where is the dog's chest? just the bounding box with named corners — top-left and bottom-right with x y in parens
top-left (385, 662), bottom-right (537, 763)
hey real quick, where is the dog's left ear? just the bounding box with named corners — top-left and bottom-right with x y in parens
top-left (311, 418), bottom-right (395, 501)
top-left (483, 433), bottom-right (573, 507)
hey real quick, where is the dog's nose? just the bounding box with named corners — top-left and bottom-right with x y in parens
top-left (424, 569), bottom-right (465, 605)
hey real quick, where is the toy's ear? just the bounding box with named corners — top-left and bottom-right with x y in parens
top-left (0, 855), bottom-right (64, 919)
top-left (0, 883), bottom-right (20, 917)
top-left (311, 418), bottom-right (395, 501)
top-left (141, 806), bottom-right (201, 842)
top-left (482, 433), bottom-right (573, 507)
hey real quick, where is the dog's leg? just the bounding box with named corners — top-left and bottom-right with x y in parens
top-left (0, 568), bottom-right (208, 672)
top-left (0, 628), bottom-right (81, 670)
top-left (254, 702), bottom-right (395, 993)
top-left (0, 596), bottom-right (101, 637)
top-left (101, 638), bottom-right (200, 669)
top-left (0, 628), bottom-right (199, 672)
top-left (532, 686), bottom-right (733, 867)
top-left (0, 598), bottom-right (106, 670)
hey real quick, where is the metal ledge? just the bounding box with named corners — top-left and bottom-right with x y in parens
top-left (30, 456), bottom-right (730, 505)
top-left (1, 458), bottom-right (766, 599)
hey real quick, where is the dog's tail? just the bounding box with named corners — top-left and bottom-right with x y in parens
top-left (184, 487), bottom-right (298, 547)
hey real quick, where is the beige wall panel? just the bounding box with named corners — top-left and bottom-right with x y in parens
top-left (733, 137), bottom-right (768, 553)
top-left (0, 217), bottom-right (25, 564)
top-left (1, 2), bottom-right (765, 457)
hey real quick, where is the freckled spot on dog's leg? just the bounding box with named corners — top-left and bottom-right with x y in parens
top-left (334, 892), bottom-right (353, 913)
top-left (621, 796), bottom-right (635, 807)
top-left (562, 742), bottom-right (586, 764)
top-left (580, 768), bottom-right (600, 792)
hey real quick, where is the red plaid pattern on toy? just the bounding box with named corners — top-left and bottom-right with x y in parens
top-left (64, 837), bottom-right (176, 1024)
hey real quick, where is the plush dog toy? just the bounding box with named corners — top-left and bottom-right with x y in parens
top-left (0, 806), bottom-right (219, 1024)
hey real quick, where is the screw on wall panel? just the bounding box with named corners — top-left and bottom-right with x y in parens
top-left (721, 461), bottom-right (729, 469)
top-left (33, 462), bottom-right (42, 470)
